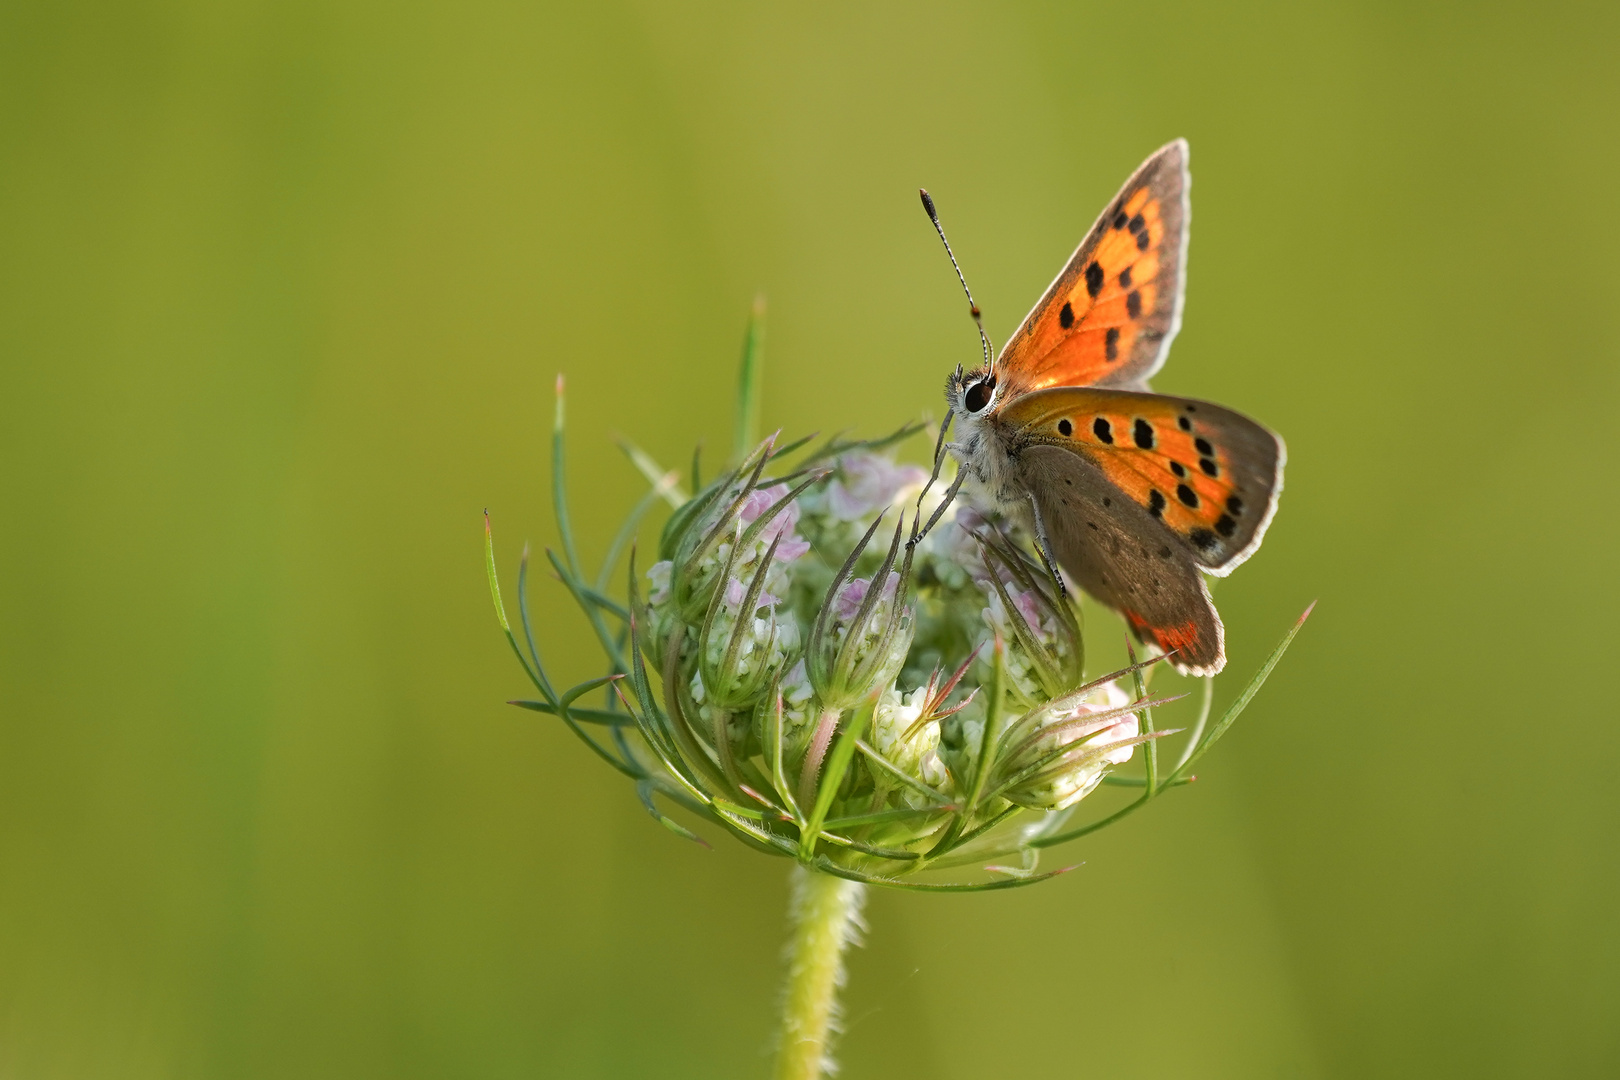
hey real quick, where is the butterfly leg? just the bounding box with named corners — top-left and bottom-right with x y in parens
top-left (910, 467), bottom-right (965, 547)
top-left (1025, 492), bottom-right (1069, 598)
top-left (911, 413), bottom-right (955, 524)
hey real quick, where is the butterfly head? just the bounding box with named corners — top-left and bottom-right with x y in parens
top-left (946, 364), bottom-right (999, 421)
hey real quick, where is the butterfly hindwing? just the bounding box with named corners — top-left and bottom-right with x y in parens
top-left (996, 386), bottom-right (1285, 576)
top-left (1017, 444), bottom-right (1224, 674)
top-left (996, 139), bottom-right (1189, 395)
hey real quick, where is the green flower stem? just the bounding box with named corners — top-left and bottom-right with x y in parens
top-left (777, 868), bottom-right (865, 1080)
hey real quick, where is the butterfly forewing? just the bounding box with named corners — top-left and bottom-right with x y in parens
top-left (996, 386), bottom-right (1284, 575)
top-left (996, 139), bottom-right (1189, 395)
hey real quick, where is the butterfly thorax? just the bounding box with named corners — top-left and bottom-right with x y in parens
top-left (944, 367), bottom-right (1033, 524)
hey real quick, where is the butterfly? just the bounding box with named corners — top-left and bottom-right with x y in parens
top-left (928, 140), bottom-right (1284, 676)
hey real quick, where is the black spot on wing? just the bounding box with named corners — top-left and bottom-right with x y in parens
top-left (1226, 495), bottom-right (1244, 516)
top-left (1126, 290), bottom-right (1142, 319)
top-left (1176, 484), bottom-right (1198, 507)
top-left (1059, 301), bottom-right (1074, 329)
top-left (1105, 327), bottom-right (1119, 360)
top-left (1085, 262), bottom-right (1103, 298)
top-left (1199, 457), bottom-right (1219, 477)
top-left (1148, 489), bottom-right (1166, 517)
top-left (1093, 417), bottom-right (1113, 444)
top-left (1056, 418), bottom-right (1073, 437)
top-left (1189, 528), bottom-right (1217, 551)
top-left (1133, 418), bottom-right (1154, 449)
top-left (1119, 267), bottom-right (1132, 289)
top-left (1215, 514), bottom-right (1237, 538)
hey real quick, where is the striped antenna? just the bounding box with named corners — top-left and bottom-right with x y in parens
top-left (919, 188), bottom-right (994, 370)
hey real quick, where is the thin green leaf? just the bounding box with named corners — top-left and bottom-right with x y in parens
top-left (818, 833), bottom-right (920, 861)
top-left (485, 512), bottom-right (553, 703)
top-left (810, 856), bottom-right (1077, 893)
top-left (637, 780), bottom-right (710, 848)
top-left (710, 805), bottom-right (799, 857)
top-left (1026, 791), bottom-right (1150, 850)
top-left (615, 435), bottom-right (690, 509)
top-left (787, 422), bottom-right (927, 475)
top-left (928, 802), bottom-right (1021, 861)
top-left (596, 471), bottom-right (680, 594)
top-left (547, 549), bottom-right (628, 674)
top-left (538, 678), bottom-right (640, 780)
top-left (515, 547), bottom-right (550, 693)
top-left (762, 430), bottom-right (818, 466)
top-left (1129, 641), bottom-right (1158, 801)
top-left (821, 805), bottom-right (954, 830)
top-left (552, 374), bottom-right (583, 580)
top-left (853, 739), bottom-right (952, 807)
top-left (1165, 601), bottom-right (1314, 784)
top-left (508, 700), bottom-right (636, 725)
top-left (733, 295), bottom-right (766, 463)
top-left (1169, 675), bottom-right (1215, 775)
top-left (1102, 773), bottom-right (1194, 789)
top-left (484, 510), bottom-right (512, 635)
top-left (765, 693), bottom-right (803, 822)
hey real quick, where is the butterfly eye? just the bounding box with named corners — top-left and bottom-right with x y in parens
top-left (963, 377), bottom-right (995, 413)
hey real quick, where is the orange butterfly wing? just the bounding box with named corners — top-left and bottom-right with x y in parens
top-left (996, 385), bottom-right (1285, 575)
top-left (995, 140), bottom-right (1189, 396)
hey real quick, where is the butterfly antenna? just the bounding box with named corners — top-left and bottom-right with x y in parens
top-left (919, 189), bottom-right (994, 371)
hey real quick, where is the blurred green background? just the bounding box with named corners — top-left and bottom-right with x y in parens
top-left (3, 1), bottom-right (1618, 1076)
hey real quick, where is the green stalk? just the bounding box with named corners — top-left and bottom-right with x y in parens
top-left (734, 295), bottom-right (766, 463)
top-left (776, 867), bottom-right (865, 1080)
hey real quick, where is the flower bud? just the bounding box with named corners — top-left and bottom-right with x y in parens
top-left (973, 528), bottom-right (1083, 709)
top-left (693, 527), bottom-right (798, 714)
top-left (868, 684), bottom-right (953, 807)
top-left (638, 439), bottom-right (815, 673)
top-left (805, 515), bottom-right (916, 714)
top-left (990, 680), bottom-right (1145, 811)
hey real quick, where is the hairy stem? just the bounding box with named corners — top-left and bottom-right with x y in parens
top-left (776, 867), bottom-right (866, 1080)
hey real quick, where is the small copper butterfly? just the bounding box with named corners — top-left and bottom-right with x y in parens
top-left (923, 140), bottom-right (1284, 675)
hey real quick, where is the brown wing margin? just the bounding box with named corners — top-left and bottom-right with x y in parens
top-left (996, 140), bottom-right (1190, 395)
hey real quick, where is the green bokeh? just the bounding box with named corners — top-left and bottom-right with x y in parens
top-left (3, 2), bottom-right (1617, 1076)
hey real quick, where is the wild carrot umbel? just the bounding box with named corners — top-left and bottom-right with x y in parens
top-left (485, 303), bottom-right (1310, 1079)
